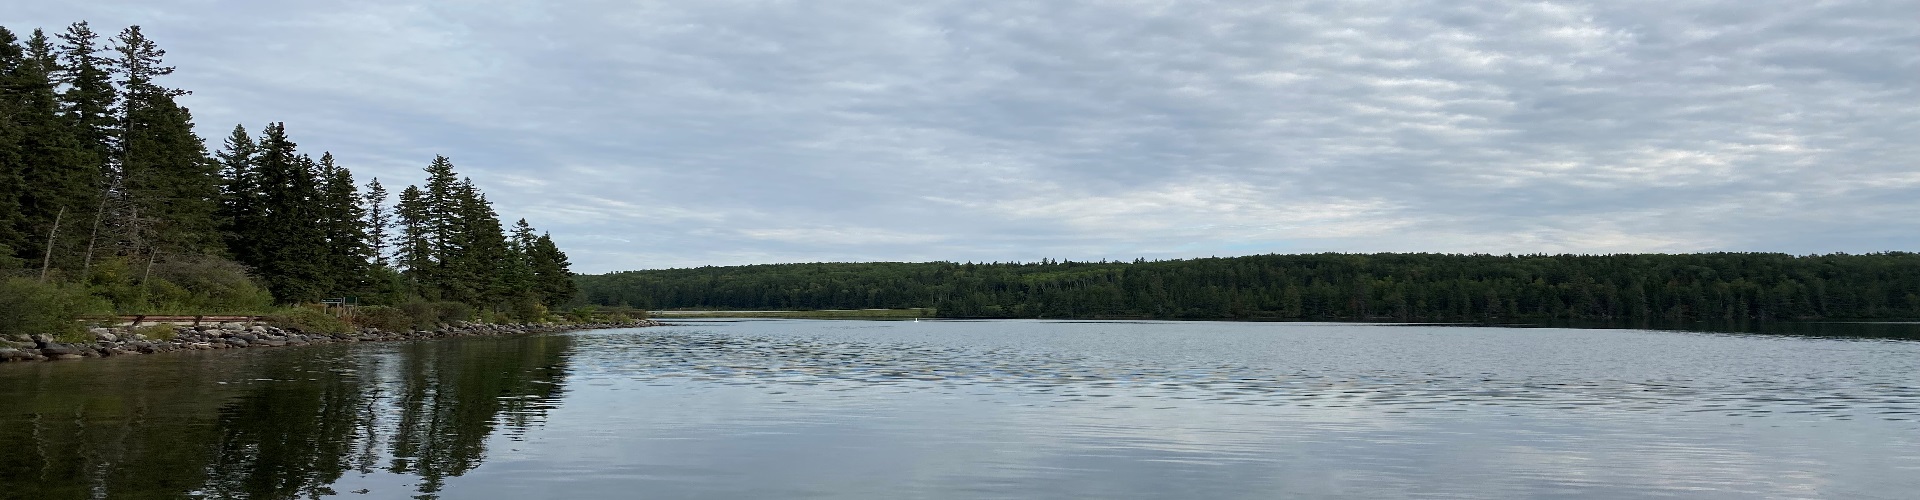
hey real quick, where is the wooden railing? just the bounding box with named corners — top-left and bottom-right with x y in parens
top-left (81, 315), bottom-right (266, 327)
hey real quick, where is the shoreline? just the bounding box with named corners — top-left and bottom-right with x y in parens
top-left (0, 319), bottom-right (664, 363)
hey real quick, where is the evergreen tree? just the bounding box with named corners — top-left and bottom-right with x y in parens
top-left (55, 22), bottom-right (115, 176)
top-left (112, 26), bottom-right (218, 254)
top-left (6, 29), bottom-right (95, 271)
top-left (215, 124), bottom-right (259, 262)
top-left (316, 152), bottom-right (369, 296)
top-left (528, 232), bottom-right (576, 307)
top-left (248, 123), bottom-right (329, 302)
top-left (0, 28), bottom-right (27, 257)
top-left (362, 177), bottom-right (391, 267)
top-left (395, 184), bottom-right (434, 297)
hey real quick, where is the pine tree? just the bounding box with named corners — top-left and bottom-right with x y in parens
top-left (528, 232), bottom-right (576, 307)
top-left (248, 123), bottom-right (329, 302)
top-left (447, 178), bottom-right (510, 305)
top-left (502, 218), bottom-right (541, 317)
top-left (113, 26), bottom-right (218, 254)
top-left (6, 29), bottom-right (96, 271)
top-left (215, 124), bottom-right (259, 262)
top-left (317, 152), bottom-right (370, 296)
top-left (395, 184), bottom-right (434, 297)
top-left (362, 177), bottom-right (391, 267)
top-left (55, 22), bottom-right (115, 177)
top-left (0, 28), bottom-right (28, 257)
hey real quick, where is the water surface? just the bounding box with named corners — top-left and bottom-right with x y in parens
top-left (2, 320), bottom-right (1917, 499)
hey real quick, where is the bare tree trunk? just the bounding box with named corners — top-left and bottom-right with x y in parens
top-left (39, 207), bottom-right (64, 283)
top-left (81, 194), bottom-right (108, 279)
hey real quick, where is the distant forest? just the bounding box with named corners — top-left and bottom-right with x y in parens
top-left (0, 21), bottom-right (574, 324)
top-left (577, 253), bottom-right (1920, 321)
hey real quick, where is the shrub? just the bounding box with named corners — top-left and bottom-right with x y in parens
top-left (397, 301), bottom-right (474, 330)
top-left (265, 306), bottom-right (352, 335)
top-left (0, 278), bottom-right (111, 338)
top-left (149, 255), bottom-right (274, 312)
top-left (565, 306), bottom-right (599, 323)
top-left (133, 324), bottom-right (178, 341)
top-left (352, 305), bottom-right (412, 331)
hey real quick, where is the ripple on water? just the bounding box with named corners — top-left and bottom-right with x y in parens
top-left (564, 324), bottom-right (1920, 423)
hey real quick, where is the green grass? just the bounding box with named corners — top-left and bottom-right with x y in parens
top-left (652, 308), bottom-right (933, 319)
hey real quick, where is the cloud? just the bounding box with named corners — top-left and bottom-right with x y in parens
top-left (10, 0), bottom-right (1919, 272)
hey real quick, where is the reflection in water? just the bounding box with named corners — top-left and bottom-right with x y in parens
top-left (0, 334), bottom-right (572, 500)
top-left (2, 320), bottom-right (1919, 499)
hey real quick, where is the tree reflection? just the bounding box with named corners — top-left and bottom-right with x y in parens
top-left (0, 333), bottom-right (575, 499)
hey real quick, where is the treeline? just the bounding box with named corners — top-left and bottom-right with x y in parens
top-left (577, 252), bottom-right (1920, 321)
top-left (0, 21), bottom-right (575, 331)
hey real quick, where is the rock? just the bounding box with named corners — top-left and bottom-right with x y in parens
top-left (237, 333), bottom-right (258, 342)
top-left (53, 354), bottom-right (83, 360)
top-left (247, 326), bottom-right (267, 334)
top-left (0, 348), bottom-right (22, 360)
top-left (256, 340), bottom-right (287, 347)
top-left (226, 338), bottom-right (250, 347)
top-left (40, 344), bottom-right (81, 356)
top-left (132, 333), bottom-right (148, 341)
top-left (31, 334), bottom-right (53, 348)
top-left (95, 331), bottom-right (118, 342)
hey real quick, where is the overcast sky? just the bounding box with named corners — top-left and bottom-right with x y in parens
top-left (11, 1), bottom-right (1918, 273)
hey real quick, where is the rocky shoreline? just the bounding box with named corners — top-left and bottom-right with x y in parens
top-left (0, 319), bottom-right (664, 362)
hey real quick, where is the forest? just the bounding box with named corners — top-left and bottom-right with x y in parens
top-left (576, 252), bottom-right (1920, 322)
top-left (0, 21), bottom-right (576, 335)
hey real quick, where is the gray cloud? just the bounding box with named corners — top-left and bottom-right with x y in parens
top-left (12, 0), bottom-right (1919, 271)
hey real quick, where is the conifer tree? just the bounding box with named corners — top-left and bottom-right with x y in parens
top-left (395, 184), bottom-right (435, 297)
top-left (112, 26), bottom-right (218, 254)
top-left (248, 123), bottom-right (329, 302)
top-left (528, 232), bottom-right (576, 307)
top-left (0, 28), bottom-right (28, 256)
top-left (5, 29), bottom-right (95, 270)
top-left (215, 124), bottom-right (259, 262)
top-left (55, 22), bottom-right (115, 175)
top-left (317, 152), bottom-right (370, 295)
top-left (362, 178), bottom-right (391, 267)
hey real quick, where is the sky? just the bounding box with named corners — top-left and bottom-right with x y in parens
top-left (10, 1), bottom-right (1919, 273)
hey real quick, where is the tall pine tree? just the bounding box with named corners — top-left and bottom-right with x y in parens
top-left (113, 26), bottom-right (218, 255)
top-left (5, 29), bottom-right (95, 271)
top-left (247, 123), bottom-right (329, 302)
top-left (316, 152), bottom-right (370, 296)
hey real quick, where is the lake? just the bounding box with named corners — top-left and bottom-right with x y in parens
top-left (2, 319), bottom-right (1917, 499)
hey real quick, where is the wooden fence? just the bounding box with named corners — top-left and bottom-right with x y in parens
top-left (81, 315), bottom-right (266, 327)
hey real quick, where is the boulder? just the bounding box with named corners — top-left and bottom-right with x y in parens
top-left (95, 331), bottom-right (118, 342)
top-left (40, 344), bottom-right (81, 356)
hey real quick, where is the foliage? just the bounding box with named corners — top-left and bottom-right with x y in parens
top-left (132, 323), bottom-right (176, 340)
top-left (1, 20), bottom-right (579, 320)
top-left (564, 306), bottom-right (598, 323)
top-left (350, 305), bottom-right (411, 332)
top-left (397, 301), bottom-right (473, 330)
top-left (0, 277), bottom-right (109, 337)
top-left (264, 306), bottom-right (350, 335)
top-left (578, 253), bottom-right (1920, 322)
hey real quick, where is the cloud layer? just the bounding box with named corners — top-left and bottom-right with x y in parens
top-left (13, 0), bottom-right (1919, 272)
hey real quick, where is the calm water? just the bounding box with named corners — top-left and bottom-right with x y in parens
top-left (2, 320), bottom-right (1918, 499)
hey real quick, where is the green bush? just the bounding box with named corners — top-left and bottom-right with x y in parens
top-left (398, 301), bottom-right (474, 330)
top-left (265, 306), bottom-right (351, 335)
top-left (0, 278), bottom-right (111, 338)
top-left (351, 305), bottom-right (413, 331)
top-left (132, 324), bottom-right (178, 341)
top-left (149, 255), bottom-right (274, 312)
top-left (565, 306), bottom-right (600, 323)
